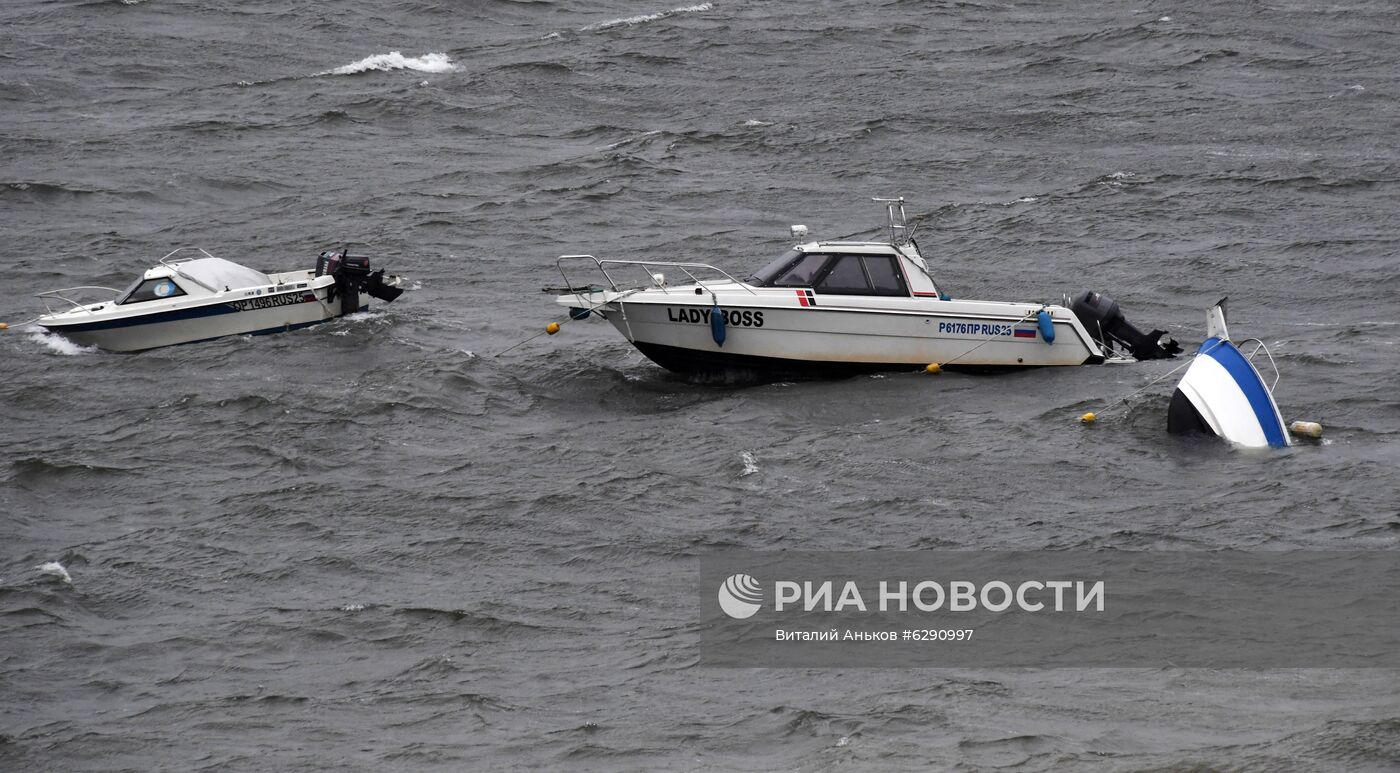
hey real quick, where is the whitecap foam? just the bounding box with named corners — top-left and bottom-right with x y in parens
top-left (739, 451), bottom-right (759, 477)
top-left (37, 561), bottom-right (72, 584)
top-left (581, 3), bottom-right (712, 32)
top-left (319, 52), bottom-right (458, 77)
top-left (27, 329), bottom-right (97, 356)
top-left (605, 130), bottom-right (663, 149)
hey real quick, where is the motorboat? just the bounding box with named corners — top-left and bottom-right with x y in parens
top-left (34, 247), bottom-right (404, 352)
top-left (1167, 299), bottom-right (1308, 448)
top-left (548, 198), bottom-right (1180, 378)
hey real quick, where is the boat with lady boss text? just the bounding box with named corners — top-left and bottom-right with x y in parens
top-left (548, 198), bottom-right (1180, 378)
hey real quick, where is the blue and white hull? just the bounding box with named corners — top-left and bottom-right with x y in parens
top-left (34, 248), bottom-right (404, 352)
top-left (1167, 302), bottom-right (1291, 449)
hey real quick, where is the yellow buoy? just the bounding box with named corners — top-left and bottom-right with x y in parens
top-left (924, 363), bottom-right (941, 374)
top-left (1080, 412), bottom-right (1097, 424)
top-left (545, 322), bottom-right (561, 335)
top-left (1288, 420), bottom-right (1323, 438)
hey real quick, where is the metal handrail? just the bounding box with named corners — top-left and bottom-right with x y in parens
top-left (157, 247), bottom-right (218, 268)
top-left (35, 286), bottom-right (122, 315)
top-left (555, 255), bottom-right (758, 298)
top-left (157, 247), bottom-right (220, 293)
top-left (1239, 338), bottom-right (1281, 392)
top-left (872, 196), bottom-right (913, 245)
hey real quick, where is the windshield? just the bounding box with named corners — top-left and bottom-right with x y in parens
top-left (119, 277), bottom-right (186, 304)
top-left (748, 249), bottom-right (832, 287)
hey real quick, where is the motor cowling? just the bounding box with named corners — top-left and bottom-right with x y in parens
top-left (319, 251), bottom-right (405, 315)
top-left (1070, 290), bottom-right (1181, 360)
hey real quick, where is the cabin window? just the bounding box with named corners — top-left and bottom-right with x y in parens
top-left (120, 277), bottom-right (186, 304)
top-left (762, 252), bottom-right (830, 288)
top-left (747, 250), bottom-right (804, 286)
top-left (748, 250), bottom-right (909, 296)
top-left (813, 254), bottom-right (909, 297)
top-left (862, 255), bottom-right (907, 296)
top-left (814, 255), bottom-right (871, 294)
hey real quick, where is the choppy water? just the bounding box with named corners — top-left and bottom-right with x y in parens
top-left (3, 1), bottom-right (1399, 770)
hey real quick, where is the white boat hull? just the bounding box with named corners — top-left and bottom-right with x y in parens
top-left (36, 272), bottom-right (363, 352)
top-left (586, 294), bottom-right (1103, 375)
top-left (1168, 335), bottom-right (1291, 449)
top-left (549, 202), bottom-right (1178, 378)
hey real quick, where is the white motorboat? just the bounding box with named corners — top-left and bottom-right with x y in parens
top-left (34, 247), bottom-right (404, 352)
top-left (1167, 299), bottom-right (1297, 448)
top-left (550, 198), bottom-right (1179, 378)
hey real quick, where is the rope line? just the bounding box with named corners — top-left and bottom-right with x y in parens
top-left (3, 315), bottom-right (45, 329)
top-left (937, 309), bottom-right (1040, 368)
top-left (492, 289), bottom-right (641, 358)
top-left (1087, 339), bottom-right (1221, 419)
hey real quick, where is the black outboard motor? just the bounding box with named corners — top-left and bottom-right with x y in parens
top-left (318, 250), bottom-right (405, 316)
top-left (361, 268), bottom-right (403, 303)
top-left (1070, 290), bottom-right (1181, 360)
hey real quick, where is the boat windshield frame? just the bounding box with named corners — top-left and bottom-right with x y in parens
top-left (117, 276), bottom-right (189, 305)
top-left (745, 249), bottom-right (806, 286)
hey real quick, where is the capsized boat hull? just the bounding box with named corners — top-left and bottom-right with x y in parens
top-left (1167, 335), bottom-right (1290, 449)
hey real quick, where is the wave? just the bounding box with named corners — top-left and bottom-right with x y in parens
top-left (739, 451), bottom-right (759, 477)
top-left (580, 3), bottom-right (712, 32)
top-left (1, 181), bottom-right (97, 199)
top-left (318, 52), bottom-right (458, 77)
top-left (10, 456), bottom-right (136, 478)
top-left (26, 329), bottom-right (98, 356)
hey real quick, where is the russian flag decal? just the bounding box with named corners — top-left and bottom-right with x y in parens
top-left (1013, 327), bottom-right (1037, 338)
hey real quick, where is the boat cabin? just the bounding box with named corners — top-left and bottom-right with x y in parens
top-left (115, 257), bottom-right (271, 305)
top-left (746, 242), bottom-right (942, 299)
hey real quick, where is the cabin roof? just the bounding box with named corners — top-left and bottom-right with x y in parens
top-left (148, 257), bottom-right (269, 293)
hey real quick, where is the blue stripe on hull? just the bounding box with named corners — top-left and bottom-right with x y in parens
top-left (1200, 336), bottom-right (1288, 448)
top-left (40, 302), bottom-right (241, 333)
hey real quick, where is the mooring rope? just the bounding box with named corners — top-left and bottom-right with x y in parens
top-left (1, 315), bottom-right (45, 330)
top-left (1080, 339), bottom-right (1219, 422)
top-left (935, 309), bottom-right (1041, 369)
top-left (492, 288), bottom-right (641, 358)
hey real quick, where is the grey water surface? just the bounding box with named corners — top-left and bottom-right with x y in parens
top-left (2, 1), bottom-right (1398, 770)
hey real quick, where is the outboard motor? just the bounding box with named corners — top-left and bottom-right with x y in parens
top-left (362, 268), bottom-right (403, 303)
top-left (1070, 290), bottom-right (1181, 360)
top-left (319, 250), bottom-right (405, 316)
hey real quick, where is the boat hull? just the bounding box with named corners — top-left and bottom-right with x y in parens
top-left (1167, 336), bottom-right (1290, 448)
top-left (597, 298), bottom-right (1103, 376)
top-left (37, 283), bottom-right (362, 352)
top-left (632, 341), bottom-right (1053, 378)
